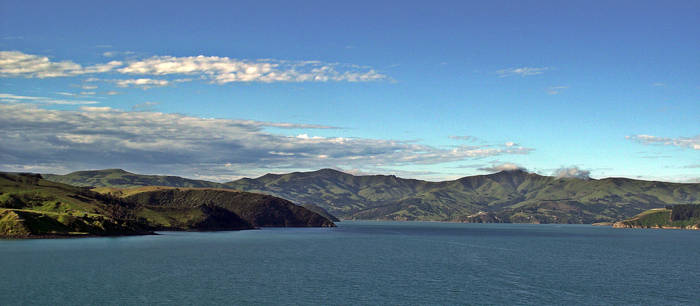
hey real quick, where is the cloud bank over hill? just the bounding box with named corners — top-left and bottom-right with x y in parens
top-left (0, 103), bottom-right (533, 179)
top-left (478, 163), bottom-right (527, 173)
top-left (553, 167), bottom-right (591, 179)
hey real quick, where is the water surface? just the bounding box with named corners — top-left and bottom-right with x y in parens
top-left (1, 221), bottom-right (698, 305)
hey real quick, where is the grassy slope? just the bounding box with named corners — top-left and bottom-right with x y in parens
top-left (225, 169), bottom-right (700, 223)
top-left (45, 168), bottom-right (700, 224)
top-left (613, 205), bottom-right (700, 229)
top-left (98, 186), bottom-right (336, 228)
top-left (1, 173), bottom-right (334, 238)
top-left (0, 173), bottom-right (150, 238)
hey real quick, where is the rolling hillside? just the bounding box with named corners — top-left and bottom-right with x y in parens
top-left (45, 168), bottom-right (700, 224)
top-left (0, 172), bottom-right (151, 238)
top-left (2, 172), bottom-right (335, 238)
top-left (97, 186), bottom-right (336, 229)
top-left (44, 169), bottom-right (222, 188)
top-left (224, 169), bottom-right (700, 223)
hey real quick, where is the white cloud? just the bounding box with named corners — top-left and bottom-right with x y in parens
top-left (0, 51), bottom-right (123, 78)
top-left (1, 51), bottom-right (387, 85)
top-left (118, 55), bottom-right (387, 84)
top-left (0, 103), bottom-right (533, 177)
top-left (478, 163), bottom-right (527, 173)
top-left (0, 93), bottom-right (98, 105)
top-left (102, 50), bottom-right (135, 58)
top-left (115, 78), bottom-right (170, 89)
top-left (626, 134), bottom-right (700, 150)
top-left (553, 166), bottom-right (591, 179)
top-left (496, 67), bottom-right (549, 77)
top-left (79, 106), bottom-right (113, 112)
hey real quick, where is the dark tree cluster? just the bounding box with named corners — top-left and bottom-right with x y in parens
top-left (670, 204), bottom-right (700, 221)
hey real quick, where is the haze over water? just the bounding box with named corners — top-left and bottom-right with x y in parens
top-left (2, 221), bottom-right (698, 305)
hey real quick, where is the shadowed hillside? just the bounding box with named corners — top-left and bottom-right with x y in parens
top-left (100, 186), bottom-right (336, 228)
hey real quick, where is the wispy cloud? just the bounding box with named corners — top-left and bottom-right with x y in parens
top-left (0, 104), bottom-right (533, 177)
top-left (626, 134), bottom-right (700, 150)
top-left (0, 93), bottom-right (98, 105)
top-left (118, 55), bottom-right (387, 84)
top-left (449, 135), bottom-right (478, 142)
top-left (496, 66), bottom-right (549, 77)
top-left (131, 101), bottom-right (160, 112)
top-left (102, 51), bottom-right (135, 58)
top-left (547, 85), bottom-right (568, 95)
top-left (0, 51), bottom-right (122, 78)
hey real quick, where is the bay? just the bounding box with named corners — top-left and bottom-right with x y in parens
top-left (1, 221), bottom-right (699, 305)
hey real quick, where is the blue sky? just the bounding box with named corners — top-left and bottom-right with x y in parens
top-left (0, 0), bottom-right (698, 182)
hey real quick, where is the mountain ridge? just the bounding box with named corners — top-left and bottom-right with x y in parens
top-left (43, 168), bottom-right (700, 224)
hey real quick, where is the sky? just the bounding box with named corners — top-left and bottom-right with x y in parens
top-left (0, 0), bottom-right (698, 182)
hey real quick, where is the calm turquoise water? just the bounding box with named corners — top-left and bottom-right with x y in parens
top-left (1, 221), bottom-right (699, 305)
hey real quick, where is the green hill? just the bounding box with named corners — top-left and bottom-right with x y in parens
top-left (224, 169), bottom-right (700, 223)
top-left (0, 172), bottom-right (151, 238)
top-left (44, 168), bottom-right (700, 224)
top-left (2, 172), bottom-right (335, 239)
top-left (613, 204), bottom-right (700, 230)
top-left (98, 186), bottom-right (336, 229)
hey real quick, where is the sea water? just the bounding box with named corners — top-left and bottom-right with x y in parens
top-left (1, 221), bottom-right (699, 305)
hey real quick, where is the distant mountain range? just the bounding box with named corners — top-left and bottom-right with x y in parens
top-left (44, 169), bottom-right (222, 189)
top-left (44, 168), bottom-right (700, 224)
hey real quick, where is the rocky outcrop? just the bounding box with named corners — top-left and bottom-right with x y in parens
top-left (613, 221), bottom-right (699, 230)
